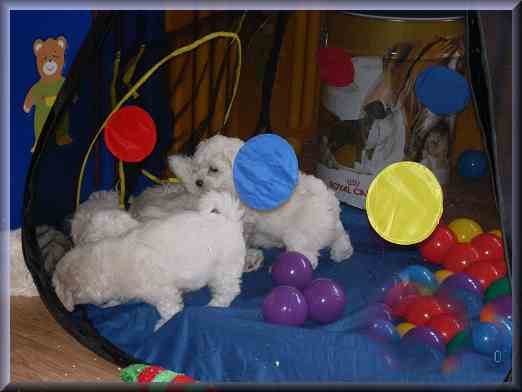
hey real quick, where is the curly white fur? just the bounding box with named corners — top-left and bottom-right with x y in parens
top-left (168, 134), bottom-right (354, 270)
top-left (53, 191), bottom-right (246, 332)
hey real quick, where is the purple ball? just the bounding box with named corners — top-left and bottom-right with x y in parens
top-left (262, 285), bottom-right (309, 326)
top-left (271, 251), bottom-right (314, 290)
top-left (438, 272), bottom-right (483, 297)
top-left (303, 278), bottom-right (347, 324)
top-left (490, 295), bottom-right (512, 320)
top-left (402, 326), bottom-right (446, 355)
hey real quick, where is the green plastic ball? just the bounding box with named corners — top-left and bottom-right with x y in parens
top-left (447, 329), bottom-right (472, 355)
top-left (485, 277), bottom-right (512, 303)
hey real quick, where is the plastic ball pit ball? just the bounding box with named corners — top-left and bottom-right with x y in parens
top-left (405, 296), bottom-right (444, 326)
top-left (262, 285), bottom-right (309, 326)
top-left (435, 269), bottom-right (454, 284)
top-left (396, 322), bottom-right (416, 338)
top-left (458, 150), bottom-right (488, 180)
top-left (303, 278), bottom-right (347, 324)
top-left (470, 233), bottom-right (504, 262)
top-left (383, 282), bottom-right (419, 318)
top-left (463, 260), bottom-right (502, 291)
top-left (485, 277), bottom-right (511, 302)
top-left (367, 318), bottom-right (400, 343)
top-left (480, 295), bottom-right (512, 323)
top-left (442, 243), bottom-right (480, 272)
top-left (447, 329), bottom-right (472, 355)
top-left (426, 314), bottom-right (465, 344)
top-left (398, 265), bottom-right (438, 294)
top-left (419, 223), bottom-right (456, 263)
top-left (435, 292), bottom-right (466, 318)
top-left (400, 326), bottom-right (446, 370)
top-left (437, 286), bottom-right (483, 320)
top-left (438, 272), bottom-right (483, 296)
top-left (402, 326), bottom-right (446, 354)
top-left (471, 322), bottom-right (509, 356)
top-left (271, 251), bottom-right (313, 290)
top-left (489, 229), bottom-right (502, 238)
top-left (448, 218), bottom-right (483, 243)
top-left (489, 258), bottom-right (507, 277)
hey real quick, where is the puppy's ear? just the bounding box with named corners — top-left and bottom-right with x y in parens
top-left (168, 155), bottom-right (199, 194)
top-left (223, 139), bottom-right (244, 166)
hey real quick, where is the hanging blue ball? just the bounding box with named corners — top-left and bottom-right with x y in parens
top-left (458, 149), bottom-right (488, 180)
top-left (415, 65), bottom-right (471, 115)
top-left (233, 133), bottom-right (299, 211)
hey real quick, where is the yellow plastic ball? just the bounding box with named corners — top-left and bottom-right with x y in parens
top-left (396, 322), bottom-right (416, 338)
top-left (435, 269), bottom-right (454, 284)
top-left (448, 218), bottom-right (483, 243)
top-left (489, 229), bottom-right (502, 239)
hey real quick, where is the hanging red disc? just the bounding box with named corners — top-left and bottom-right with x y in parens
top-left (317, 46), bottom-right (355, 87)
top-left (104, 105), bottom-right (157, 163)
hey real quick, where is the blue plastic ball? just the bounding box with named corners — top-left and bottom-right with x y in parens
top-left (471, 321), bottom-right (511, 356)
top-left (458, 150), bottom-right (488, 180)
top-left (399, 265), bottom-right (439, 294)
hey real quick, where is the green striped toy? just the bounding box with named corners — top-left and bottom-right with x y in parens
top-left (121, 363), bottom-right (197, 385)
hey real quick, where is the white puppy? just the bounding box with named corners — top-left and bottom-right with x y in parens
top-left (168, 134), bottom-right (354, 270)
top-left (69, 190), bottom-right (138, 245)
top-left (70, 181), bottom-right (200, 246)
top-left (53, 191), bottom-right (246, 332)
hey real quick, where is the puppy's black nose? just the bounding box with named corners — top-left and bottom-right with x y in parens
top-left (196, 179), bottom-right (204, 187)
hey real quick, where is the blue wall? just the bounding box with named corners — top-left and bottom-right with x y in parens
top-left (10, 10), bottom-right (91, 229)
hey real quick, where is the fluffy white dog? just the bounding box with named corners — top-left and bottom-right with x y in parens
top-left (53, 191), bottom-right (247, 332)
top-left (168, 134), bottom-right (354, 270)
top-left (70, 182), bottom-right (201, 246)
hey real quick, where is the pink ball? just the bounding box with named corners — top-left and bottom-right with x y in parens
top-left (271, 251), bottom-right (313, 290)
top-left (303, 278), bottom-right (347, 324)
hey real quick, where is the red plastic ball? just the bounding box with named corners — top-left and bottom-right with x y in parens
top-left (426, 314), bottom-right (465, 344)
top-left (405, 296), bottom-right (444, 326)
top-left (442, 243), bottom-right (480, 272)
top-left (104, 105), bottom-right (157, 163)
top-left (435, 292), bottom-right (466, 318)
top-left (419, 223), bottom-right (456, 263)
top-left (489, 258), bottom-right (507, 277)
top-left (470, 233), bottom-right (504, 261)
top-left (463, 260), bottom-right (502, 290)
top-left (317, 47), bottom-right (355, 87)
top-left (384, 283), bottom-right (419, 318)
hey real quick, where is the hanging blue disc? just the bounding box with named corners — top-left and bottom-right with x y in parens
top-left (233, 133), bottom-right (299, 211)
top-left (415, 65), bottom-right (471, 115)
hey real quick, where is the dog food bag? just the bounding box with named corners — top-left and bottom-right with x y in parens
top-left (316, 12), bottom-right (474, 209)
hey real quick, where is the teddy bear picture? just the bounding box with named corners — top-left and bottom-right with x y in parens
top-left (23, 36), bottom-right (73, 152)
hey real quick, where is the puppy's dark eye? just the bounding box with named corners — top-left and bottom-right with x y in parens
top-left (209, 166), bottom-right (219, 173)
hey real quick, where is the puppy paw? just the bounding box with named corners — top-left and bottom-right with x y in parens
top-left (153, 317), bottom-right (169, 332)
top-left (244, 248), bottom-right (264, 272)
top-left (330, 233), bottom-right (354, 262)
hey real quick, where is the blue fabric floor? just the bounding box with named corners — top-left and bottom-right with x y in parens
top-left (79, 204), bottom-right (511, 383)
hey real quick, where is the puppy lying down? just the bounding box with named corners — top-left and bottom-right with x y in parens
top-left (53, 191), bottom-right (246, 332)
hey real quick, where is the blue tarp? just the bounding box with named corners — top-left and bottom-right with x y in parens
top-left (80, 204), bottom-right (510, 383)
